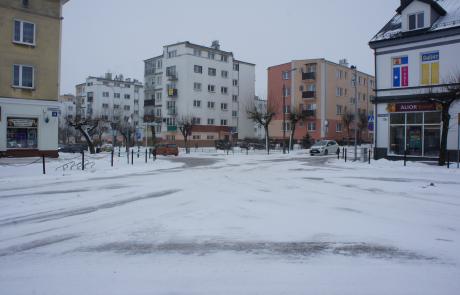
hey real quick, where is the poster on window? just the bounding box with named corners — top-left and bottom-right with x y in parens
top-left (393, 56), bottom-right (409, 87)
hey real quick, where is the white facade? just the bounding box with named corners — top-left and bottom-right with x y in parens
top-left (144, 41), bottom-right (256, 142)
top-left (76, 74), bottom-right (144, 130)
top-left (370, 0), bottom-right (460, 159)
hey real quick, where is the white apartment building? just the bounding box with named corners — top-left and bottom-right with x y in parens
top-left (369, 0), bottom-right (460, 160)
top-left (75, 73), bottom-right (144, 140)
top-left (144, 41), bottom-right (255, 143)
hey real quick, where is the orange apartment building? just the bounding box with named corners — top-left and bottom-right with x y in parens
top-left (267, 59), bottom-right (375, 144)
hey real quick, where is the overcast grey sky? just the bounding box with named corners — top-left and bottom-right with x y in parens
top-left (61, 0), bottom-right (400, 98)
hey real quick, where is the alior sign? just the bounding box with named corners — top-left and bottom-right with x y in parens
top-left (387, 102), bottom-right (440, 113)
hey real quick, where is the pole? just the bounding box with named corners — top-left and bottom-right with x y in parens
top-left (131, 149), bottom-right (134, 165)
top-left (82, 151), bottom-right (85, 171)
top-left (368, 149), bottom-right (371, 164)
top-left (404, 150), bottom-right (407, 167)
top-left (145, 148), bottom-right (147, 163)
top-left (42, 155), bottom-right (45, 175)
top-left (353, 66), bottom-right (358, 161)
top-left (345, 148), bottom-right (347, 162)
top-left (111, 149), bottom-right (114, 167)
top-left (283, 85), bottom-right (286, 154)
top-left (447, 151), bottom-right (450, 169)
top-left (457, 115), bottom-right (459, 168)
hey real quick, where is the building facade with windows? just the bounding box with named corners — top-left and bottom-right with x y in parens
top-left (369, 0), bottom-right (460, 160)
top-left (75, 73), bottom-right (144, 142)
top-left (267, 59), bottom-right (375, 143)
top-left (143, 41), bottom-right (255, 144)
top-left (0, 0), bottom-right (69, 157)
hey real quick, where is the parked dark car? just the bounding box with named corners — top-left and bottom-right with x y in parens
top-left (58, 144), bottom-right (88, 153)
top-left (215, 140), bottom-right (232, 150)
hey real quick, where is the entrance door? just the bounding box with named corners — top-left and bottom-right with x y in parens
top-left (406, 126), bottom-right (422, 156)
top-left (424, 126), bottom-right (440, 157)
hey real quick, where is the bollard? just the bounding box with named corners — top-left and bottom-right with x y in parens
top-left (368, 149), bottom-right (371, 164)
top-left (127, 149), bottom-right (129, 164)
top-left (404, 150), bottom-right (407, 166)
top-left (131, 149), bottom-right (134, 165)
top-left (111, 149), bottom-right (114, 167)
top-left (337, 148), bottom-right (340, 160)
top-left (118, 146), bottom-right (121, 157)
top-left (137, 146), bottom-right (140, 158)
top-left (345, 148), bottom-right (347, 162)
top-left (342, 147), bottom-right (345, 159)
top-left (82, 151), bottom-right (85, 171)
top-left (42, 155), bottom-right (46, 175)
top-left (145, 148), bottom-right (148, 163)
top-left (447, 151), bottom-right (450, 169)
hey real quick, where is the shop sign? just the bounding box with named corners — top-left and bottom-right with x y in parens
top-left (7, 117), bottom-right (38, 128)
top-left (422, 52), bottom-right (439, 62)
top-left (387, 103), bottom-right (440, 113)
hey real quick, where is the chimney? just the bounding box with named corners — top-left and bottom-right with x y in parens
top-left (211, 40), bottom-right (220, 50)
top-left (105, 72), bottom-right (112, 80)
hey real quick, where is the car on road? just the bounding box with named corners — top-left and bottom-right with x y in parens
top-left (309, 140), bottom-right (339, 156)
top-left (215, 140), bottom-right (232, 150)
top-left (155, 143), bottom-right (179, 156)
top-left (58, 144), bottom-right (88, 153)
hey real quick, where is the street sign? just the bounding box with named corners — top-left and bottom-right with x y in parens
top-left (368, 115), bottom-right (374, 122)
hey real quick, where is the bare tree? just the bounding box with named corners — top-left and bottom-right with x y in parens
top-left (287, 107), bottom-right (310, 150)
top-left (425, 73), bottom-right (460, 166)
top-left (357, 111), bottom-right (368, 144)
top-left (341, 110), bottom-right (354, 146)
top-left (177, 115), bottom-right (193, 154)
top-left (67, 117), bottom-right (99, 154)
top-left (247, 102), bottom-right (276, 154)
top-left (112, 117), bottom-right (135, 154)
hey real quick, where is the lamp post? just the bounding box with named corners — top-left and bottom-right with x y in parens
top-left (282, 84), bottom-right (287, 154)
top-left (351, 65), bottom-right (358, 161)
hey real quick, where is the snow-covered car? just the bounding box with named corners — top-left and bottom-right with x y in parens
top-left (309, 140), bottom-right (339, 156)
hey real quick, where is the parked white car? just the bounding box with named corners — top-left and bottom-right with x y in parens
top-left (310, 140), bottom-right (339, 156)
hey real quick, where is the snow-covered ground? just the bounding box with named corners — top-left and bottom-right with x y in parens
top-left (0, 151), bottom-right (459, 295)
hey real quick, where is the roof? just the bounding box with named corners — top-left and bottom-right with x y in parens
top-left (396, 0), bottom-right (446, 15)
top-left (370, 0), bottom-right (460, 43)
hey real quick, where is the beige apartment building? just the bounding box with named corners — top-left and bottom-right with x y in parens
top-left (268, 59), bottom-right (375, 144)
top-left (0, 0), bottom-right (68, 157)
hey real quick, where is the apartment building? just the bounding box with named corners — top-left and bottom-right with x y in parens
top-left (75, 73), bottom-right (144, 141)
top-left (267, 59), bottom-right (375, 143)
top-left (369, 0), bottom-right (460, 160)
top-left (0, 0), bottom-right (69, 157)
top-left (144, 41), bottom-right (255, 144)
top-left (58, 94), bottom-right (76, 124)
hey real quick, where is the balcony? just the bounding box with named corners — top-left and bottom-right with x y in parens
top-left (302, 109), bottom-right (316, 117)
top-left (167, 88), bottom-right (178, 98)
top-left (302, 91), bottom-right (316, 99)
top-left (144, 115), bottom-right (162, 123)
top-left (167, 73), bottom-right (178, 81)
top-left (302, 72), bottom-right (316, 80)
top-left (167, 125), bottom-right (177, 132)
top-left (144, 99), bottom-right (155, 107)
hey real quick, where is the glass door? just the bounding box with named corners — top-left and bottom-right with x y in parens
top-left (406, 126), bottom-right (422, 156)
top-left (424, 126), bottom-right (440, 157)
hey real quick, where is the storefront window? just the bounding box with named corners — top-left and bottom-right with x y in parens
top-left (7, 117), bottom-right (38, 149)
top-left (389, 111), bottom-right (441, 157)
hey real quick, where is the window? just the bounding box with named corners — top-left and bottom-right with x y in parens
top-left (232, 95), bottom-right (238, 102)
top-left (208, 118), bottom-right (215, 125)
top-left (307, 122), bottom-right (316, 131)
top-left (13, 65), bottom-right (34, 88)
top-left (208, 68), bottom-right (216, 76)
top-left (392, 56), bottom-right (409, 88)
top-left (282, 71), bottom-right (290, 80)
top-left (166, 66), bottom-right (176, 77)
top-left (336, 105), bottom-right (343, 115)
top-left (193, 49), bottom-right (201, 57)
top-left (221, 70), bottom-right (228, 78)
top-left (192, 117), bottom-right (201, 125)
top-left (306, 63), bottom-right (316, 73)
top-left (208, 84), bottom-right (215, 92)
top-left (193, 100), bottom-right (201, 107)
top-left (221, 119), bottom-right (228, 126)
top-left (157, 59), bottom-right (162, 69)
top-left (134, 99), bottom-right (139, 105)
top-left (6, 117), bottom-right (38, 149)
top-left (87, 82), bottom-right (93, 86)
top-left (102, 103), bottom-right (109, 109)
top-left (233, 63), bottom-right (239, 71)
top-left (13, 20), bottom-right (35, 45)
top-left (336, 123), bottom-right (343, 133)
top-left (207, 135), bottom-right (215, 140)
top-left (155, 92), bottom-right (162, 100)
top-left (208, 52), bottom-right (215, 59)
top-left (307, 84), bottom-right (316, 92)
top-left (232, 111), bottom-right (238, 117)
top-left (283, 86), bottom-right (291, 97)
top-left (336, 87), bottom-right (343, 97)
top-left (284, 105), bottom-right (290, 114)
top-left (168, 50), bottom-right (177, 58)
top-left (221, 103), bottom-right (228, 110)
top-left (232, 79), bottom-right (238, 86)
top-left (221, 87), bottom-right (228, 94)
top-left (208, 101), bottom-right (215, 109)
top-left (124, 105), bottom-right (130, 111)
top-left (194, 65), bottom-right (203, 74)
top-left (421, 51), bottom-right (440, 85)
top-left (192, 135), bottom-right (201, 140)
top-left (221, 55), bottom-right (228, 62)
top-left (282, 122), bottom-right (291, 132)
top-left (125, 84), bottom-right (131, 88)
top-left (103, 92), bottom-right (109, 97)
top-left (114, 93), bottom-right (120, 98)
top-left (409, 12), bottom-right (424, 31)
top-left (124, 94), bottom-right (131, 99)
top-left (194, 82), bottom-right (202, 91)
top-left (114, 104), bottom-right (120, 109)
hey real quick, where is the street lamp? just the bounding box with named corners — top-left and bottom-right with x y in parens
top-left (351, 65), bottom-right (358, 161)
